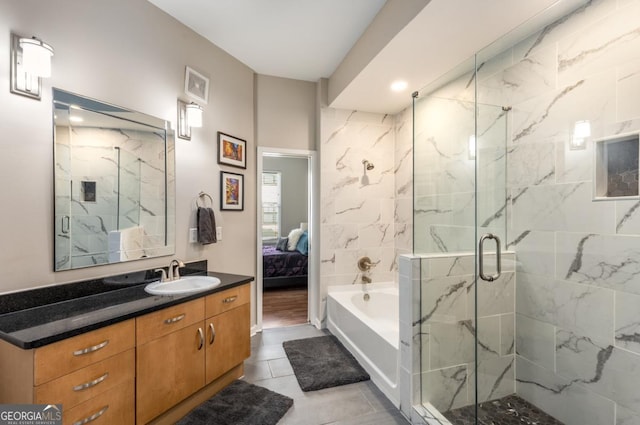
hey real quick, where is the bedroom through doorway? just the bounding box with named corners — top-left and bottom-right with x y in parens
top-left (257, 148), bottom-right (317, 330)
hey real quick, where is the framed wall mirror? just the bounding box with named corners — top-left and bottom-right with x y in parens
top-left (53, 88), bottom-right (175, 271)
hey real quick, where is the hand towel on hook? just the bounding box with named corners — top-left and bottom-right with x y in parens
top-left (197, 207), bottom-right (217, 244)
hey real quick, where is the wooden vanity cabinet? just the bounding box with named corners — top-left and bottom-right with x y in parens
top-left (135, 298), bottom-right (205, 425)
top-left (0, 282), bottom-right (251, 425)
top-left (204, 284), bottom-right (251, 383)
top-left (136, 285), bottom-right (251, 424)
top-left (0, 319), bottom-right (135, 425)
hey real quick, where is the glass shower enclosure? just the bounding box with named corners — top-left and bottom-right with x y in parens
top-left (412, 56), bottom-right (512, 423)
top-left (410, 2), bottom-right (607, 423)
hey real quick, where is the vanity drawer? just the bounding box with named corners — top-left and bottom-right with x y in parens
top-left (205, 284), bottom-right (250, 317)
top-left (62, 379), bottom-right (134, 425)
top-left (34, 349), bottom-right (134, 409)
top-left (34, 319), bottom-right (135, 386)
top-left (136, 298), bottom-right (205, 345)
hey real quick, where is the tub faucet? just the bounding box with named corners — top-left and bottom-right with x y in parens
top-left (357, 256), bottom-right (377, 272)
top-left (361, 275), bottom-right (372, 284)
top-left (168, 259), bottom-right (185, 281)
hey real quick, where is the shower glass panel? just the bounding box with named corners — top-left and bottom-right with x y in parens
top-left (413, 1), bottom-right (612, 424)
top-left (413, 58), bottom-right (510, 423)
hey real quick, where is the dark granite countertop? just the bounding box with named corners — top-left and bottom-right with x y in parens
top-left (0, 264), bottom-right (253, 349)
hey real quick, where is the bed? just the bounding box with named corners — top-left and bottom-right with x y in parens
top-left (262, 245), bottom-right (308, 289)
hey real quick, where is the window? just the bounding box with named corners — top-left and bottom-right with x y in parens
top-left (262, 171), bottom-right (281, 241)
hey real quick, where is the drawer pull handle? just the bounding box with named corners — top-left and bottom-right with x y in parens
top-left (223, 296), bottom-right (237, 304)
top-left (164, 313), bottom-right (186, 325)
top-left (197, 327), bottom-right (204, 350)
top-left (72, 372), bottom-right (109, 392)
top-left (208, 323), bottom-right (216, 345)
top-left (73, 405), bottom-right (108, 425)
top-left (73, 340), bottom-right (109, 356)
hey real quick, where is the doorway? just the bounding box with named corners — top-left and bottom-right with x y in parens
top-left (256, 147), bottom-right (317, 331)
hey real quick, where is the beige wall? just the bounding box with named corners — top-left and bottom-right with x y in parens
top-left (0, 0), bottom-right (256, 311)
top-left (255, 74), bottom-right (316, 150)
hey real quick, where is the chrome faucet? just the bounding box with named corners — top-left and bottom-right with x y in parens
top-left (154, 268), bottom-right (168, 283)
top-left (361, 275), bottom-right (372, 284)
top-left (168, 259), bottom-right (185, 281)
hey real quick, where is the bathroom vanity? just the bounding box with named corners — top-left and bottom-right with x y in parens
top-left (0, 265), bottom-right (252, 425)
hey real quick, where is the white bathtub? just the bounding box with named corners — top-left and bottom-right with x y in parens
top-left (327, 283), bottom-right (400, 406)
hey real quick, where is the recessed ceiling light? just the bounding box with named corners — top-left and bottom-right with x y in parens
top-left (390, 80), bottom-right (408, 92)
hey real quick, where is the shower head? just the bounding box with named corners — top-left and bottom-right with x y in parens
top-left (362, 159), bottom-right (374, 171)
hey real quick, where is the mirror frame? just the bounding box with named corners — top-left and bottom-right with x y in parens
top-left (52, 88), bottom-right (175, 271)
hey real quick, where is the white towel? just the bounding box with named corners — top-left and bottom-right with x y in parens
top-left (108, 226), bottom-right (145, 262)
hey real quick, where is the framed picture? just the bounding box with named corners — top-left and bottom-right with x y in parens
top-left (220, 171), bottom-right (244, 211)
top-left (218, 132), bottom-right (247, 169)
top-left (184, 66), bottom-right (209, 104)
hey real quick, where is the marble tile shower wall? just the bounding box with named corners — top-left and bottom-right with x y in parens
top-left (467, 1), bottom-right (640, 424)
top-left (55, 127), bottom-right (167, 268)
top-left (412, 96), bottom-right (508, 255)
top-left (418, 253), bottom-right (516, 414)
top-left (320, 108), bottom-right (411, 318)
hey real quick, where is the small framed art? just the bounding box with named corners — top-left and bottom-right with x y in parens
top-left (185, 66), bottom-right (209, 104)
top-left (220, 171), bottom-right (244, 211)
top-left (218, 132), bottom-right (247, 169)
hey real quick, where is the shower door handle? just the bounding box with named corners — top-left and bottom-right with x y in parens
top-left (479, 233), bottom-right (501, 282)
top-left (62, 216), bottom-right (70, 234)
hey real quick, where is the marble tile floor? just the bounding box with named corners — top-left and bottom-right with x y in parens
top-left (243, 324), bottom-right (410, 425)
top-left (443, 394), bottom-right (565, 425)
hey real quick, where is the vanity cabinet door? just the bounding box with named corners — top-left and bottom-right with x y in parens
top-left (136, 322), bottom-right (205, 424)
top-left (205, 303), bottom-right (250, 384)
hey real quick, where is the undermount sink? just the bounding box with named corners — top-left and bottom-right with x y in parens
top-left (144, 275), bottom-right (221, 296)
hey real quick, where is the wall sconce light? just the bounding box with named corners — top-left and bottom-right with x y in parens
top-left (186, 102), bottom-right (203, 128)
top-left (570, 120), bottom-right (591, 150)
top-left (10, 33), bottom-right (54, 100)
top-left (177, 100), bottom-right (204, 140)
top-left (468, 135), bottom-right (476, 160)
top-left (177, 99), bottom-right (191, 140)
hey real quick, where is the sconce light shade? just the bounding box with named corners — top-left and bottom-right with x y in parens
top-left (186, 102), bottom-right (203, 128)
top-left (10, 33), bottom-right (54, 100)
top-left (19, 37), bottom-right (54, 77)
top-left (570, 120), bottom-right (591, 150)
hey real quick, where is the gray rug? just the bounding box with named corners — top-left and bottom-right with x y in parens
top-left (283, 334), bottom-right (370, 391)
top-left (176, 380), bottom-right (293, 425)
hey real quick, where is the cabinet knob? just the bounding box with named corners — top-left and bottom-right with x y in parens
top-left (223, 296), bottom-right (238, 304)
top-left (164, 313), bottom-right (186, 325)
top-left (73, 340), bottom-right (109, 356)
top-left (208, 323), bottom-right (216, 345)
top-left (197, 327), bottom-right (204, 350)
top-left (72, 372), bottom-right (109, 392)
top-left (72, 405), bottom-right (108, 425)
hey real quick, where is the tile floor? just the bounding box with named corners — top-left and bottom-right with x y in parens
top-left (243, 324), bottom-right (410, 425)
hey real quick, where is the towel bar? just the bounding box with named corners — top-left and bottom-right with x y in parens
top-left (197, 191), bottom-right (213, 208)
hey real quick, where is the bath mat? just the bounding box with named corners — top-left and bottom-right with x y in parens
top-left (176, 380), bottom-right (293, 425)
top-left (283, 334), bottom-right (370, 391)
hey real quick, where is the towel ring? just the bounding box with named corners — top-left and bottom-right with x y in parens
top-left (196, 191), bottom-right (213, 208)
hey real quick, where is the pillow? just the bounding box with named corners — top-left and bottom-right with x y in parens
top-left (275, 237), bottom-right (288, 252)
top-left (287, 228), bottom-right (304, 251)
top-left (296, 231), bottom-right (309, 255)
